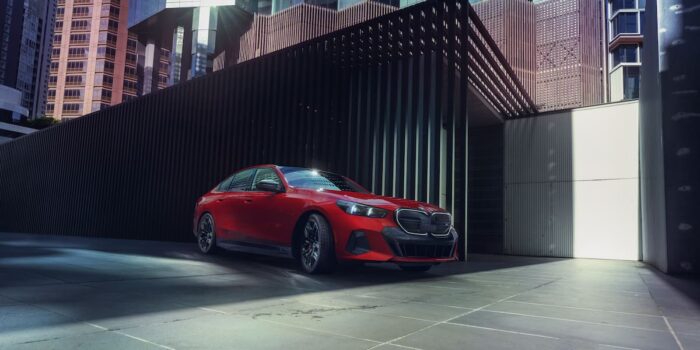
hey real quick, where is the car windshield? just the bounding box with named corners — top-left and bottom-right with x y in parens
top-left (279, 167), bottom-right (367, 193)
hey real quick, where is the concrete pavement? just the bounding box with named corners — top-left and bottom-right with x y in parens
top-left (1, 233), bottom-right (698, 349)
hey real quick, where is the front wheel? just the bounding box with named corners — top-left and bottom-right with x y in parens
top-left (298, 214), bottom-right (336, 274)
top-left (197, 213), bottom-right (218, 254)
top-left (399, 264), bottom-right (433, 272)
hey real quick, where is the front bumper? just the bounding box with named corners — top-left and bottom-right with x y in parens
top-left (381, 227), bottom-right (458, 262)
top-left (332, 214), bottom-right (458, 263)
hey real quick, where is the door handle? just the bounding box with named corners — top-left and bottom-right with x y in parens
top-left (244, 199), bottom-right (253, 203)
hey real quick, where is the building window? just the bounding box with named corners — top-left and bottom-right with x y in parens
top-left (67, 61), bottom-right (85, 72)
top-left (64, 89), bottom-right (82, 100)
top-left (55, 21), bottom-right (63, 30)
top-left (97, 47), bottom-right (117, 59)
top-left (101, 89), bottom-right (112, 99)
top-left (72, 7), bottom-right (90, 17)
top-left (126, 53), bottom-right (136, 65)
top-left (107, 33), bottom-right (118, 45)
top-left (70, 34), bottom-right (90, 44)
top-left (612, 12), bottom-right (639, 36)
top-left (46, 104), bottom-right (55, 113)
top-left (103, 74), bottom-right (113, 87)
top-left (105, 19), bottom-right (119, 31)
top-left (610, 0), bottom-right (636, 13)
top-left (62, 103), bottom-right (82, 113)
top-left (68, 47), bottom-right (88, 58)
top-left (71, 20), bottom-right (89, 30)
top-left (123, 80), bottom-right (137, 93)
top-left (53, 34), bottom-right (62, 44)
top-left (124, 66), bottom-right (136, 78)
top-left (50, 62), bottom-right (59, 72)
top-left (623, 66), bottom-right (640, 100)
top-left (66, 75), bottom-right (84, 85)
top-left (611, 44), bottom-right (638, 67)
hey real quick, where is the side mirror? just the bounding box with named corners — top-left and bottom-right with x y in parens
top-left (256, 179), bottom-right (284, 193)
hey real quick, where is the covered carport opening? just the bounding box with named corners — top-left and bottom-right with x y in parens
top-left (0, 0), bottom-right (536, 261)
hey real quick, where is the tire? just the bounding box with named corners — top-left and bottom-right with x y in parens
top-left (197, 213), bottom-right (218, 254)
top-left (399, 265), bottom-right (433, 272)
top-left (298, 213), bottom-right (336, 274)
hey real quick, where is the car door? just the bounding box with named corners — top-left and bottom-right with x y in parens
top-left (214, 168), bottom-right (255, 242)
top-left (236, 167), bottom-right (294, 248)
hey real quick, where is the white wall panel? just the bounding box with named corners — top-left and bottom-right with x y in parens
top-left (571, 102), bottom-right (639, 180)
top-left (505, 101), bottom-right (639, 260)
top-left (573, 179), bottom-right (639, 260)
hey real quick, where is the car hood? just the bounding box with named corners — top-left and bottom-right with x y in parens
top-left (299, 189), bottom-right (445, 212)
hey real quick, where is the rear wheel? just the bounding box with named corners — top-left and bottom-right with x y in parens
top-left (399, 264), bottom-right (433, 272)
top-left (299, 214), bottom-right (335, 274)
top-left (197, 213), bottom-right (218, 254)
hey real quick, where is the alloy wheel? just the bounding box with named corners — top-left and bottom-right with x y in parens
top-left (301, 219), bottom-right (320, 270)
top-left (198, 214), bottom-right (215, 253)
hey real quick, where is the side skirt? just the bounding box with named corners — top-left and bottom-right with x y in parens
top-left (217, 239), bottom-right (293, 259)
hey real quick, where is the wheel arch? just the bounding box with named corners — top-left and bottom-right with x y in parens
top-left (290, 209), bottom-right (328, 259)
top-left (194, 211), bottom-right (214, 237)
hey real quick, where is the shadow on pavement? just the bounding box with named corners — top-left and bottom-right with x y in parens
top-left (0, 232), bottom-right (567, 335)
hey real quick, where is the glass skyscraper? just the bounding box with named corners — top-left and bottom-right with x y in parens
top-left (129, 0), bottom-right (248, 94)
top-left (607, 0), bottom-right (644, 101)
top-left (0, 0), bottom-right (56, 120)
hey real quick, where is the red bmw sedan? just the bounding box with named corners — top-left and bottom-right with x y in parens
top-left (193, 165), bottom-right (458, 273)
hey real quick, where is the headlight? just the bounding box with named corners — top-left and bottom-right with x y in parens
top-left (336, 200), bottom-right (388, 218)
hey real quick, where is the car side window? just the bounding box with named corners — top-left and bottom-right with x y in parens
top-left (252, 168), bottom-right (281, 190)
top-left (228, 169), bottom-right (256, 192)
top-left (216, 174), bottom-right (236, 192)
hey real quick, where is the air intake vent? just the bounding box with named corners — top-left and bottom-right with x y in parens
top-left (398, 243), bottom-right (454, 258)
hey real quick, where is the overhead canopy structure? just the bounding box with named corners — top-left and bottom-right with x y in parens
top-left (0, 0), bottom-right (536, 258)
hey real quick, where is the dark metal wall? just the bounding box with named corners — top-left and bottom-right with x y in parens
top-left (0, 0), bottom-right (533, 259)
top-left (640, 0), bottom-right (700, 274)
top-left (467, 125), bottom-right (503, 254)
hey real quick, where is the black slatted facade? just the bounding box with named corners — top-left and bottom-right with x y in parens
top-left (0, 0), bottom-right (534, 259)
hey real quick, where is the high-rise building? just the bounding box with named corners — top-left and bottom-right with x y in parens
top-left (128, 1), bottom-right (251, 95)
top-left (606, 0), bottom-right (644, 102)
top-left (47, 0), bottom-right (135, 120)
top-left (129, 0), bottom-right (395, 96)
top-left (130, 0), bottom-right (607, 113)
top-left (472, 0), bottom-right (537, 102)
top-left (0, 0), bottom-right (56, 120)
top-left (470, 0), bottom-right (605, 111)
top-left (239, 1), bottom-right (397, 62)
top-left (535, 0), bottom-right (605, 111)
